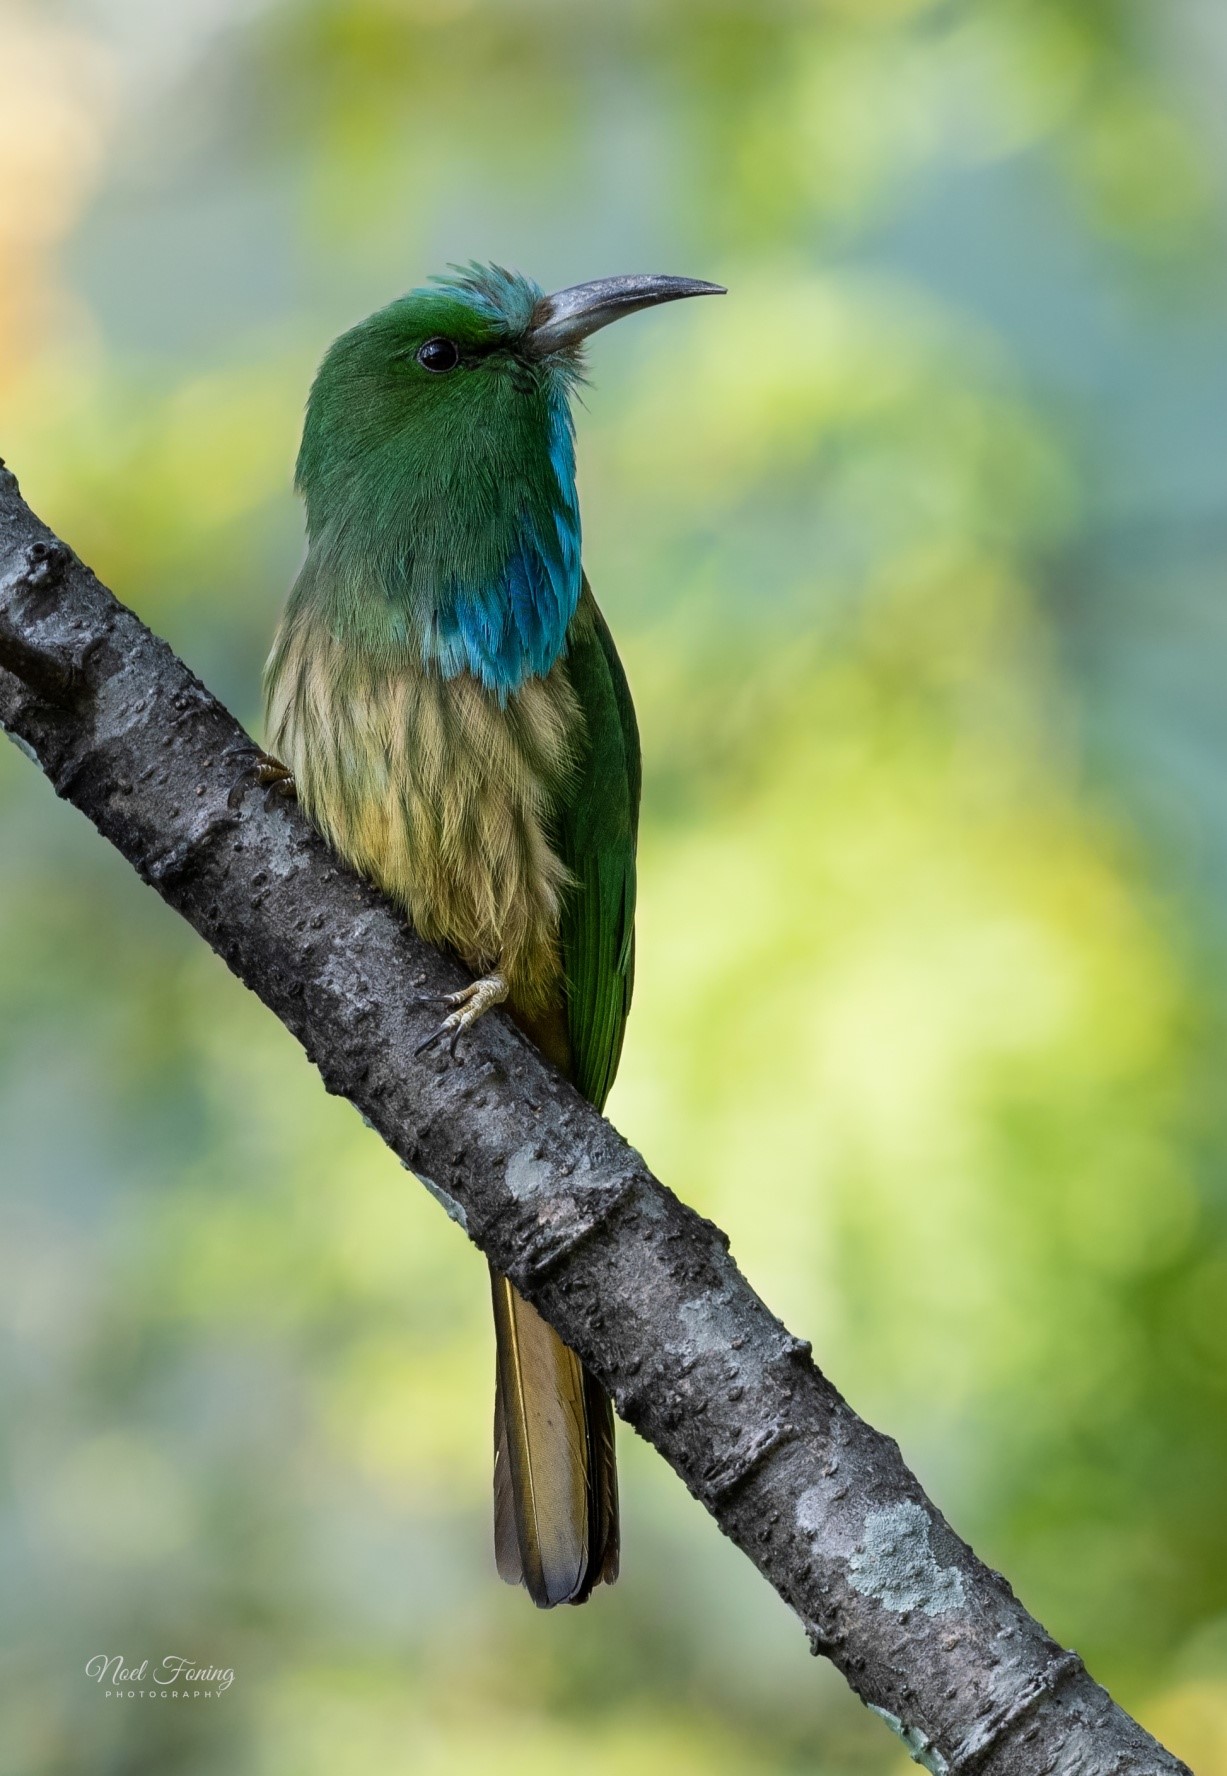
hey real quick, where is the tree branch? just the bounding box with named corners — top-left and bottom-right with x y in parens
top-left (0, 460), bottom-right (1187, 1776)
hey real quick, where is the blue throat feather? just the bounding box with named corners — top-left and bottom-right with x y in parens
top-left (427, 379), bottom-right (582, 700)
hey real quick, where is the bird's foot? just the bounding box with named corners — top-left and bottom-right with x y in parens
top-left (227, 748), bottom-right (297, 811)
top-left (414, 971), bottom-right (509, 1060)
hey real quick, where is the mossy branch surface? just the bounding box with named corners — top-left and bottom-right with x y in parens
top-left (0, 462), bottom-right (1188, 1776)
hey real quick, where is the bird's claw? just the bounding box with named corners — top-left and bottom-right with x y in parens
top-left (227, 748), bottom-right (297, 811)
top-left (413, 973), bottom-right (509, 1062)
top-left (414, 1015), bottom-right (466, 1060)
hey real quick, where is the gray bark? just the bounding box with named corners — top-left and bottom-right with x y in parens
top-left (0, 460), bottom-right (1187, 1775)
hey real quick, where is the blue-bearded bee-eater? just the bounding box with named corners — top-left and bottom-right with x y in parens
top-left (257, 264), bottom-right (723, 1606)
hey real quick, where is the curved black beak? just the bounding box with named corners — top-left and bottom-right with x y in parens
top-left (525, 273), bottom-right (725, 357)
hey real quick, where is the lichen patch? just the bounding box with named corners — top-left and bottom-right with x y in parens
top-left (847, 1501), bottom-right (965, 1617)
top-left (505, 1143), bottom-right (553, 1200)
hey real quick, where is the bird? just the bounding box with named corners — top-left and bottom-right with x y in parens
top-left (256, 262), bottom-right (723, 1607)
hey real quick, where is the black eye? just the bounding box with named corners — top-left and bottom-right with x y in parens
top-left (417, 336), bottom-right (460, 373)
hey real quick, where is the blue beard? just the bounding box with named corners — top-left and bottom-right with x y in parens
top-left (422, 386), bottom-right (582, 700)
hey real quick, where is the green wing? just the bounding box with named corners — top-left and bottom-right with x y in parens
top-left (556, 584), bottom-right (641, 1112)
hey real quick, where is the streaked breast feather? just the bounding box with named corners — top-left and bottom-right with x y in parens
top-left (264, 617), bottom-right (579, 1011)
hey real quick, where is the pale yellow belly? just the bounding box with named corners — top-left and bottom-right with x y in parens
top-left (264, 617), bottom-right (579, 1013)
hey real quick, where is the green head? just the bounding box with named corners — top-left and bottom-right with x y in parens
top-left (294, 263), bottom-right (723, 695)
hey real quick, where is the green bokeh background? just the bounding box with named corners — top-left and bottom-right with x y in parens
top-left (3, 1), bottom-right (1227, 1770)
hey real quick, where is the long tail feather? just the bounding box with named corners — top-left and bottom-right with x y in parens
top-left (492, 1378), bottom-right (523, 1587)
top-left (490, 1267), bottom-right (618, 1607)
top-left (584, 1366), bottom-right (619, 1588)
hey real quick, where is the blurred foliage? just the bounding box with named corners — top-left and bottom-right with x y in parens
top-left (2, 1), bottom-right (1227, 1773)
